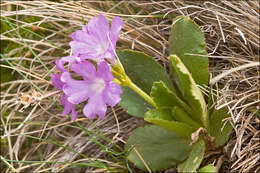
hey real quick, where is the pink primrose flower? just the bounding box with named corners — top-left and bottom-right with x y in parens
top-left (70, 14), bottom-right (123, 63)
top-left (60, 61), bottom-right (122, 119)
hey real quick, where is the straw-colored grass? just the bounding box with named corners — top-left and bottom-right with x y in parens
top-left (1, 1), bottom-right (259, 173)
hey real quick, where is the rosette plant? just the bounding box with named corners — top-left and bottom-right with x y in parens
top-left (51, 14), bottom-right (232, 172)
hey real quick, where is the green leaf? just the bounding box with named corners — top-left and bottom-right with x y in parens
top-left (178, 138), bottom-right (206, 172)
top-left (209, 107), bottom-right (232, 147)
top-left (172, 106), bottom-right (201, 129)
top-left (151, 81), bottom-right (192, 113)
top-left (150, 81), bottom-right (202, 128)
top-left (169, 16), bottom-right (209, 86)
top-left (117, 50), bottom-right (174, 117)
top-left (145, 109), bottom-right (196, 138)
top-left (119, 86), bottom-right (153, 118)
top-left (126, 125), bottom-right (191, 171)
top-left (145, 108), bottom-right (174, 121)
top-left (198, 164), bottom-right (216, 173)
top-left (169, 55), bottom-right (207, 126)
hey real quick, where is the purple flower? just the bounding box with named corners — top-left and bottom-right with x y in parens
top-left (55, 56), bottom-right (81, 72)
top-left (60, 61), bottom-right (122, 119)
top-left (69, 14), bottom-right (124, 63)
top-left (51, 74), bottom-right (77, 120)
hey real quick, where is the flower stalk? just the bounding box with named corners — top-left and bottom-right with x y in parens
top-left (111, 62), bottom-right (156, 108)
top-left (125, 76), bottom-right (157, 108)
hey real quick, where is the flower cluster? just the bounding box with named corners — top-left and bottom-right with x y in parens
top-left (52, 14), bottom-right (123, 120)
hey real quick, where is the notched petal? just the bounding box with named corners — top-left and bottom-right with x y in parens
top-left (110, 16), bottom-right (124, 47)
top-left (83, 96), bottom-right (107, 119)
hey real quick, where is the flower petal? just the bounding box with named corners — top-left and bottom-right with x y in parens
top-left (71, 14), bottom-right (122, 62)
top-left (103, 50), bottom-right (115, 61)
top-left (110, 16), bottom-right (124, 47)
top-left (70, 60), bottom-right (97, 81)
top-left (69, 41), bottom-right (90, 56)
top-left (87, 14), bottom-right (109, 40)
top-left (82, 16), bottom-right (98, 33)
top-left (70, 40), bottom-right (104, 59)
top-left (71, 107), bottom-right (77, 121)
top-left (83, 95), bottom-right (107, 119)
top-left (96, 14), bottom-right (109, 40)
top-left (56, 56), bottom-right (79, 72)
top-left (103, 82), bottom-right (122, 106)
top-left (66, 86), bottom-right (90, 104)
top-left (71, 30), bottom-right (92, 43)
top-left (51, 74), bottom-right (63, 89)
top-left (96, 61), bottom-right (113, 81)
top-left (61, 94), bottom-right (77, 116)
top-left (61, 72), bottom-right (90, 104)
top-left (60, 71), bottom-right (71, 83)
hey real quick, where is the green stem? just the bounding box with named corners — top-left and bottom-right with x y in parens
top-left (111, 69), bottom-right (124, 79)
top-left (204, 112), bottom-right (210, 131)
top-left (111, 60), bottom-right (156, 108)
top-left (125, 77), bottom-right (157, 108)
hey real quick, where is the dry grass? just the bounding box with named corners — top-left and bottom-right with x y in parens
top-left (1, 1), bottom-right (259, 173)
